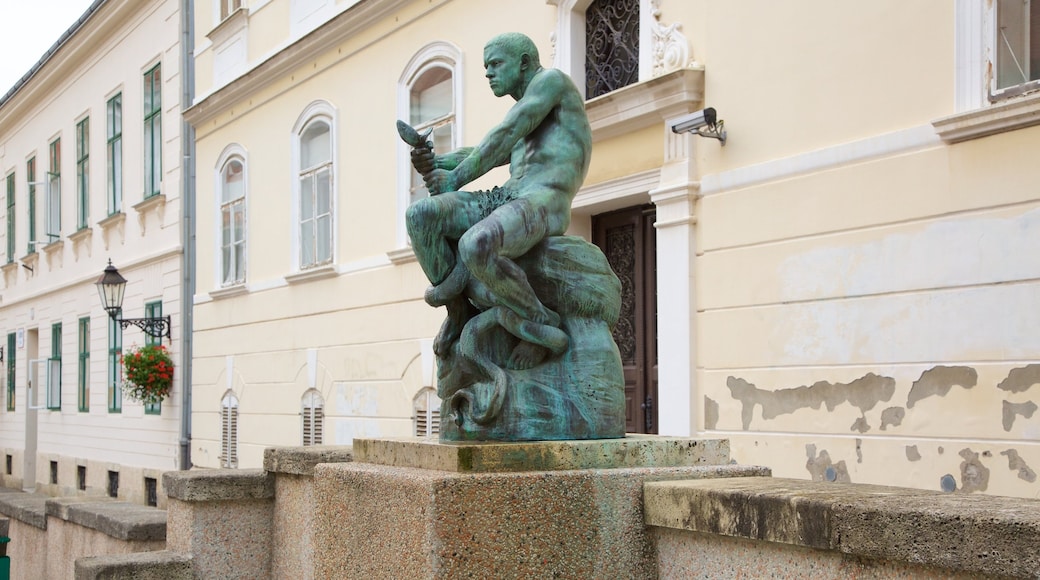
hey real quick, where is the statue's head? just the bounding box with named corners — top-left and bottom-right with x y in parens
top-left (483, 33), bottom-right (542, 99)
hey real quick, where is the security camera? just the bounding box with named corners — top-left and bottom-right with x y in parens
top-left (671, 108), bottom-right (717, 133)
top-left (670, 107), bottom-right (726, 145)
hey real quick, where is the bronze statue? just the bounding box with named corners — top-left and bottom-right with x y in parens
top-left (401, 33), bottom-right (625, 441)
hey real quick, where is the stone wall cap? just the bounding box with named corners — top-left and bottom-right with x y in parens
top-left (45, 496), bottom-right (116, 520)
top-left (58, 501), bottom-right (167, 541)
top-left (644, 476), bottom-right (1040, 578)
top-left (75, 550), bottom-right (193, 580)
top-left (0, 488), bottom-right (47, 529)
top-left (353, 435), bottom-right (731, 473)
top-left (263, 445), bottom-right (353, 476)
top-left (163, 468), bottom-right (274, 501)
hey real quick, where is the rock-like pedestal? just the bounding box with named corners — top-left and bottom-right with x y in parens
top-left (313, 435), bottom-right (768, 579)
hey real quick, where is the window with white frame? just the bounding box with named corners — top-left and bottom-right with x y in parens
top-left (293, 104), bottom-right (335, 270)
top-left (397, 43), bottom-right (462, 246)
top-left (220, 391), bottom-right (239, 468)
top-left (47, 138), bottom-right (61, 240)
top-left (219, 153), bottom-right (246, 286)
top-left (107, 93), bottom-right (123, 215)
top-left (220, 0), bottom-right (242, 20)
top-left (995, 0), bottom-right (1040, 92)
top-left (413, 387), bottom-right (440, 437)
top-left (301, 389), bottom-right (324, 446)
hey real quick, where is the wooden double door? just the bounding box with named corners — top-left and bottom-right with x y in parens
top-left (593, 205), bottom-right (658, 434)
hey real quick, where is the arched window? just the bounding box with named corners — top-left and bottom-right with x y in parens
top-left (292, 101), bottom-right (336, 270)
top-left (413, 387), bottom-right (440, 437)
top-left (397, 43), bottom-right (462, 246)
top-left (220, 391), bottom-right (239, 468)
top-left (301, 389), bottom-right (324, 446)
top-left (217, 146), bottom-right (247, 286)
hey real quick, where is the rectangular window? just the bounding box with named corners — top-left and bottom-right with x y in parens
top-left (143, 65), bottom-right (162, 198)
top-left (107, 470), bottom-right (119, 498)
top-left (221, 0), bottom-right (243, 20)
top-left (47, 139), bottom-right (60, 240)
top-left (107, 94), bottom-right (122, 215)
top-left (108, 316), bottom-right (122, 413)
top-left (6, 333), bottom-right (14, 412)
top-left (996, 0), bottom-right (1040, 91)
top-left (78, 317), bottom-right (90, 413)
top-left (76, 118), bottom-right (89, 230)
top-left (221, 159), bottom-right (246, 285)
top-left (27, 157), bottom-right (36, 254)
top-left (144, 301), bottom-right (162, 415)
top-left (5, 172), bottom-right (14, 263)
top-left (48, 322), bottom-right (62, 410)
top-left (77, 465), bottom-right (86, 490)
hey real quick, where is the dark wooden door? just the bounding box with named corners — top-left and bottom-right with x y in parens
top-left (593, 205), bottom-right (658, 434)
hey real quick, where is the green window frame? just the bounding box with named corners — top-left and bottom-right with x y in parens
top-left (5, 172), bottom-right (14, 263)
top-left (108, 316), bottom-right (122, 413)
top-left (27, 157), bottom-right (36, 254)
top-left (144, 301), bottom-right (162, 415)
top-left (78, 317), bottom-right (90, 413)
top-left (49, 322), bottom-right (62, 411)
top-left (6, 333), bottom-right (15, 412)
top-left (143, 65), bottom-right (162, 198)
top-left (76, 118), bottom-right (89, 230)
top-left (47, 139), bottom-right (60, 240)
top-left (107, 93), bottom-right (122, 215)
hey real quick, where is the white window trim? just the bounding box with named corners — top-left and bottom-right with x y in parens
top-left (395, 42), bottom-right (464, 249)
top-left (940, 0), bottom-right (1040, 142)
top-left (215, 144), bottom-right (249, 289)
top-left (549, 0), bottom-right (659, 98)
top-left (291, 100), bottom-right (338, 272)
top-left (220, 390), bottom-right (239, 468)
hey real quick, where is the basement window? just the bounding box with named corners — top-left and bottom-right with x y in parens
top-left (108, 470), bottom-right (119, 498)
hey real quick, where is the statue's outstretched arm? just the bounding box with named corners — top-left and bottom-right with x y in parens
top-left (449, 70), bottom-right (565, 187)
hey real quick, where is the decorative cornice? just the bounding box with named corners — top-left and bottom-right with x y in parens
top-left (584, 67), bottom-right (704, 142)
top-left (185, 0), bottom-right (413, 127)
top-left (933, 90), bottom-right (1040, 143)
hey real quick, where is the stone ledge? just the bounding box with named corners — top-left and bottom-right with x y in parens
top-left (46, 498), bottom-right (166, 541)
top-left (644, 476), bottom-right (1040, 579)
top-left (0, 488), bottom-right (47, 529)
top-left (74, 550), bottom-right (193, 580)
top-left (163, 469), bottom-right (274, 502)
top-left (263, 445), bottom-right (353, 476)
top-left (353, 435), bottom-right (730, 473)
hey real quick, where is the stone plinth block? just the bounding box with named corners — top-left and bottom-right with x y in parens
top-left (354, 435), bottom-right (730, 472)
top-left (314, 437), bottom-right (767, 579)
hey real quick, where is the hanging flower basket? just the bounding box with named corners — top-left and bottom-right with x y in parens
top-left (121, 344), bottom-right (174, 405)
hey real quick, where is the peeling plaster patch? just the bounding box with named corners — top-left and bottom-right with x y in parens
top-left (905, 366), bottom-right (978, 408)
top-left (958, 448), bottom-right (990, 493)
top-left (879, 407), bottom-right (905, 431)
top-left (997, 364), bottom-right (1040, 393)
top-left (940, 474), bottom-right (957, 492)
top-left (1000, 449), bottom-right (1038, 483)
top-left (704, 396), bottom-right (719, 430)
top-left (906, 445), bottom-right (921, 461)
top-left (727, 374), bottom-right (896, 430)
top-left (850, 417), bottom-right (870, 433)
top-left (855, 439), bottom-right (863, 464)
top-left (1002, 400), bottom-right (1038, 431)
top-left (805, 444), bottom-right (851, 483)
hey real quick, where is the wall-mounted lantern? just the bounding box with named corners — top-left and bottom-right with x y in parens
top-left (95, 260), bottom-right (171, 340)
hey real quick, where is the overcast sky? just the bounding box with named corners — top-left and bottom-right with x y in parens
top-left (0, 0), bottom-right (97, 94)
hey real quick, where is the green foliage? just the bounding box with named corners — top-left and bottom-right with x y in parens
top-left (121, 344), bottom-right (173, 405)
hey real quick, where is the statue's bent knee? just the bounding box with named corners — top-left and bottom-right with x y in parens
top-left (458, 227), bottom-right (495, 272)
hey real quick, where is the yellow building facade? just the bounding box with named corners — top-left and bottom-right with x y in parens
top-left (188, 0), bottom-right (1040, 498)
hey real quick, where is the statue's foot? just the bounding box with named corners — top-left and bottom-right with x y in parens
top-left (508, 341), bottom-right (549, 370)
top-left (493, 306), bottom-right (568, 357)
top-left (425, 262), bottom-right (469, 307)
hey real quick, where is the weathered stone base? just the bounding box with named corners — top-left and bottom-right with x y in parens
top-left (313, 436), bottom-right (769, 579)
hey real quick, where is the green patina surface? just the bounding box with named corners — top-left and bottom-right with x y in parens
top-left (400, 33), bottom-right (624, 441)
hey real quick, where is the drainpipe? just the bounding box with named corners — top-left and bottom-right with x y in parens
top-left (179, 0), bottom-right (196, 470)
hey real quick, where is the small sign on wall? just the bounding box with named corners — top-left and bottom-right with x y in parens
top-left (16, 328), bottom-right (24, 349)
